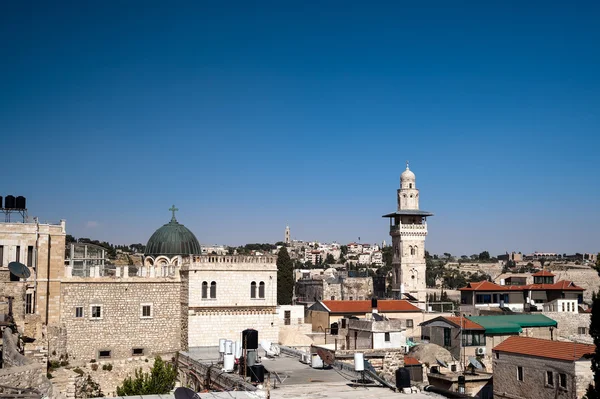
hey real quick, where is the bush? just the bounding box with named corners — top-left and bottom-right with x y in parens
top-left (90, 359), bottom-right (96, 363)
top-left (91, 364), bottom-right (98, 371)
top-left (116, 356), bottom-right (176, 396)
top-left (60, 360), bottom-right (69, 367)
top-left (75, 375), bottom-right (103, 398)
top-left (48, 360), bottom-right (60, 370)
top-left (73, 367), bottom-right (85, 376)
top-left (47, 372), bottom-right (53, 379)
top-left (102, 364), bottom-right (113, 371)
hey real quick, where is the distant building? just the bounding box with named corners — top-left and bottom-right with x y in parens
top-left (284, 225), bottom-right (290, 245)
top-left (492, 336), bottom-right (594, 399)
top-left (358, 253), bottom-right (371, 265)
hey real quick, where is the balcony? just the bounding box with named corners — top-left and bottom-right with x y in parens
top-left (389, 224), bottom-right (427, 234)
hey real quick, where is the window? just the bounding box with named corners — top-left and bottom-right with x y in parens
top-left (341, 319), bottom-right (347, 328)
top-left (443, 328), bottom-right (451, 347)
top-left (331, 296), bottom-right (335, 300)
top-left (476, 294), bottom-right (492, 304)
top-left (462, 331), bottom-right (486, 346)
top-left (284, 310), bottom-right (291, 326)
top-left (259, 282), bottom-right (265, 298)
top-left (579, 327), bottom-right (587, 335)
top-left (562, 303), bottom-right (565, 312)
top-left (98, 350), bottom-right (111, 359)
top-left (559, 373), bottom-right (567, 389)
top-left (517, 366), bottom-right (524, 381)
top-left (546, 371), bottom-right (554, 387)
top-left (132, 348), bottom-right (144, 356)
top-left (202, 281), bottom-right (208, 299)
top-left (25, 293), bottom-right (33, 314)
top-left (75, 306), bottom-right (83, 318)
top-left (495, 352), bottom-right (499, 359)
top-left (251, 282), bottom-right (257, 298)
top-left (0, 245), bottom-right (3, 266)
top-left (16, 246), bottom-right (20, 262)
top-left (27, 246), bottom-right (34, 267)
top-left (91, 305), bottom-right (102, 319)
top-left (141, 303), bottom-right (152, 318)
top-left (385, 332), bottom-right (390, 342)
top-left (406, 319), bottom-right (414, 328)
top-left (210, 281), bottom-right (216, 298)
top-left (349, 296), bottom-right (353, 300)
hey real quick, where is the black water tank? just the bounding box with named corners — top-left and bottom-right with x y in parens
top-left (15, 196), bottom-right (26, 209)
top-left (330, 322), bottom-right (338, 335)
top-left (395, 367), bottom-right (411, 389)
top-left (249, 364), bottom-right (265, 383)
top-left (0, 196), bottom-right (3, 209)
top-left (371, 297), bottom-right (378, 308)
top-left (4, 195), bottom-right (15, 209)
top-left (242, 329), bottom-right (258, 349)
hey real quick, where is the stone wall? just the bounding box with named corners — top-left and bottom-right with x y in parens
top-left (59, 278), bottom-right (181, 362)
top-left (543, 311), bottom-right (592, 343)
top-left (493, 352), bottom-right (582, 399)
top-left (0, 281), bottom-right (26, 331)
top-left (0, 363), bottom-right (52, 397)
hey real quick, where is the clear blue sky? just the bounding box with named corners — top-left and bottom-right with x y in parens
top-left (2, 1), bottom-right (599, 256)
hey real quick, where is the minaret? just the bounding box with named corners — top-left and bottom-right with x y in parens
top-left (285, 225), bottom-right (291, 245)
top-left (382, 162), bottom-right (433, 306)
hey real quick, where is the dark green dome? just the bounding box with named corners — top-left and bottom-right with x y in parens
top-left (145, 208), bottom-right (201, 258)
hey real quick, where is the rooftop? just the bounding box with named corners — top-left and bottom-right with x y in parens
top-left (467, 314), bottom-right (557, 334)
top-left (319, 300), bottom-right (421, 314)
top-left (382, 210), bottom-right (434, 218)
top-left (493, 336), bottom-right (595, 361)
top-left (532, 270), bottom-right (555, 277)
top-left (459, 279), bottom-right (584, 292)
top-left (444, 316), bottom-right (485, 330)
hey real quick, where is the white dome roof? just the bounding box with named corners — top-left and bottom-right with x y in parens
top-left (401, 164), bottom-right (415, 181)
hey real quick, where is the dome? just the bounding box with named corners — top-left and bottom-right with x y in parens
top-left (401, 163), bottom-right (415, 181)
top-left (145, 207), bottom-right (202, 258)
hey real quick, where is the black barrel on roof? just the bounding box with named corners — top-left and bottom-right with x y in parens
top-left (4, 195), bottom-right (15, 209)
top-left (396, 367), bottom-right (411, 389)
top-left (0, 196), bottom-right (3, 209)
top-left (242, 329), bottom-right (258, 349)
top-left (16, 196), bottom-right (26, 209)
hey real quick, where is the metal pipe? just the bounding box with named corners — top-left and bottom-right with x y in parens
top-left (423, 385), bottom-right (474, 398)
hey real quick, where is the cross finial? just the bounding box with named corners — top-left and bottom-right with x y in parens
top-left (169, 205), bottom-right (179, 222)
top-left (406, 160), bottom-right (410, 170)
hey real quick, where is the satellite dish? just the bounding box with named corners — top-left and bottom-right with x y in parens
top-left (468, 356), bottom-right (484, 370)
top-left (316, 348), bottom-right (335, 366)
top-left (436, 358), bottom-right (448, 368)
top-left (174, 387), bottom-right (201, 399)
top-left (8, 262), bottom-right (30, 279)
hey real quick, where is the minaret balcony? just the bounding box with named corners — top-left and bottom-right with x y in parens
top-left (390, 224), bottom-right (428, 234)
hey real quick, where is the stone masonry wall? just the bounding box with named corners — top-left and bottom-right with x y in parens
top-left (493, 352), bottom-right (582, 399)
top-left (60, 279), bottom-right (181, 362)
top-left (543, 311), bottom-right (592, 343)
top-left (188, 311), bottom-right (279, 347)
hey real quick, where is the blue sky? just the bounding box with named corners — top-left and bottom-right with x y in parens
top-left (2, 1), bottom-right (599, 256)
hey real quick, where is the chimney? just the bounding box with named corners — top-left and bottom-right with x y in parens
top-left (371, 297), bottom-right (378, 314)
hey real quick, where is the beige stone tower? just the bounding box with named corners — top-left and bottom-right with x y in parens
top-left (383, 162), bottom-right (433, 306)
top-left (285, 225), bottom-right (291, 245)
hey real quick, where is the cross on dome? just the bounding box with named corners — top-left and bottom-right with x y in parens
top-left (169, 205), bottom-right (179, 222)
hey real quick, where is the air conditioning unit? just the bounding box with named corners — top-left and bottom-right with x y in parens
top-left (476, 347), bottom-right (486, 355)
top-left (300, 353), bottom-right (310, 364)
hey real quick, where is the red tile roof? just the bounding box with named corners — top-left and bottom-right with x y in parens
top-left (527, 280), bottom-right (584, 291)
top-left (532, 270), bottom-right (555, 277)
top-left (404, 356), bottom-right (421, 366)
top-left (320, 300), bottom-right (421, 313)
top-left (444, 316), bottom-right (485, 330)
top-left (493, 336), bottom-right (595, 361)
top-left (459, 280), bottom-right (584, 292)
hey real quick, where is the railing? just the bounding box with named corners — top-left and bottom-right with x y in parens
top-left (389, 224), bottom-right (427, 233)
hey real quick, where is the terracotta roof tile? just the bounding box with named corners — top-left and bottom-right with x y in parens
top-left (459, 280), bottom-right (583, 292)
top-left (532, 270), bottom-right (555, 277)
top-left (493, 336), bottom-right (594, 361)
top-left (320, 300), bottom-right (421, 313)
top-left (404, 356), bottom-right (421, 366)
top-left (444, 316), bottom-right (485, 330)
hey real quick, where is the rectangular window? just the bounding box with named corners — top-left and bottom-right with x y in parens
top-left (559, 373), bottom-right (567, 389)
top-left (16, 246), bottom-right (20, 262)
top-left (98, 350), bottom-right (111, 359)
top-left (495, 352), bottom-right (499, 359)
top-left (27, 246), bottom-right (34, 267)
top-left (579, 327), bottom-right (587, 335)
top-left (562, 303), bottom-right (565, 312)
top-left (91, 305), bottom-right (102, 319)
top-left (0, 245), bottom-right (4, 266)
top-left (141, 304), bottom-right (152, 318)
top-left (284, 310), bottom-right (291, 326)
top-left (25, 293), bottom-right (33, 314)
top-left (517, 366), bottom-right (524, 381)
top-left (443, 328), bottom-right (451, 347)
top-left (132, 348), bottom-right (144, 356)
top-left (475, 294), bottom-right (492, 304)
top-left (331, 296), bottom-right (335, 300)
top-left (385, 332), bottom-right (390, 342)
top-left (406, 319), bottom-right (414, 328)
top-left (341, 319), bottom-right (347, 328)
top-left (546, 371), bottom-right (554, 387)
top-left (75, 306), bottom-right (83, 318)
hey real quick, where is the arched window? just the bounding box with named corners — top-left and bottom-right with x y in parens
top-left (202, 281), bottom-right (208, 299)
top-left (251, 281), bottom-right (257, 298)
top-left (259, 282), bottom-right (265, 298)
top-left (411, 246), bottom-right (416, 256)
top-left (210, 281), bottom-right (217, 298)
top-left (409, 183), bottom-right (413, 188)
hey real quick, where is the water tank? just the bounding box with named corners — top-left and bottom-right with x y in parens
top-left (0, 196), bottom-right (3, 208)
top-left (235, 341), bottom-right (242, 358)
top-left (223, 354), bottom-right (235, 372)
top-left (4, 195), bottom-right (15, 209)
top-left (354, 353), bottom-right (364, 371)
top-left (311, 353), bottom-right (323, 369)
top-left (219, 338), bottom-right (226, 353)
top-left (225, 340), bottom-right (233, 355)
top-left (15, 196), bottom-right (26, 209)
top-left (242, 329), bottom-right (259, 349)
top-left (247, 350), bottom-right (257, 367)
top-left (250, 364), bottom-right (265, 383)
top-left (395, 367), bottom-right (411, 389)
top-left (330, 322), bottom-right (338, 335)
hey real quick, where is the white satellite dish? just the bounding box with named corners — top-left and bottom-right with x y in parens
top-left (436, 358), bottom-right (448, 368)
top-left (468, 356), bottom-right (484, 370)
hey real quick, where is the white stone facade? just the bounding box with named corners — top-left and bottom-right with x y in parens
top-left (184, 255), bottom-right (279, 347)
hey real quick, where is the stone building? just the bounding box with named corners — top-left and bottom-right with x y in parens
top-left (492, 336), bottom-right (594, 399)
top-left (294, 274), bottom-right (374, 305)
top-left (383, 163), bottom-right (433, 305)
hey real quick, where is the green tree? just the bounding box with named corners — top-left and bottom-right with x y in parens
top-left (324, 253), bottom-right (335, 265)
top-left (478, 251), bottom-right (490, 261)
top-left (340, 245), bottom-right (348, 255)
top-left (66, 235), bottom-right (77, 244)
top-left (276, 247), bottom-right (294, 305)
top-left (586, 254), bottom-right (600, 398)
top-left (116, 357), bottom-right (176, 396)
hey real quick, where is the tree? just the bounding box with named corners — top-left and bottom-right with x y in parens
top-left (478, 251), bottom-right (490, 261)
top-left (116, 357), bottom-right (176, 396)
top-left (324, 253), bottom-right (335, 265)
top-left (66, 235), bottom-right (77, 244)
top-left (276, 247), bottom-right (294, 305)
top-left (340, 245), bottom-right (348, 255)
top-left (586, 254), bottom-right (600, 398)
